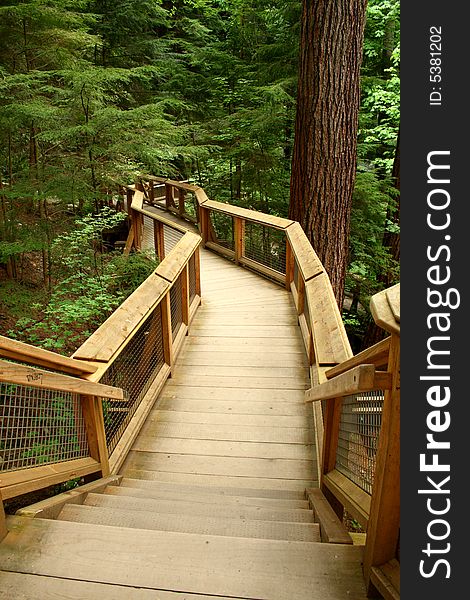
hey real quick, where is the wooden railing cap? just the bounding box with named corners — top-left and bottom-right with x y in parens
top-left (370, 283), bottom-right (400, 336)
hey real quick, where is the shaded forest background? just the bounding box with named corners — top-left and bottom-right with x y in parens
top-left (0, 0), bottom-right (399, 352)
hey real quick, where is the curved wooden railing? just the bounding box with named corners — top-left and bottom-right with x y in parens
top-left (1, 177), bottom-right (400, 598)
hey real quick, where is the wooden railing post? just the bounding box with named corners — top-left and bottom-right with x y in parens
top-left (161, 292), bottom-right (174, 371)
top-left (178, 189), bottom-right (186, 217)
top-left (165, 183), bottom-right (174, 210)
top-left (148, 182), bottom-right (155, 205)
top-left (195, 246), bottom-right (201, 296)
top-left (131, 209), bottom-right (143, 251)
top-left (81, 396), bottom-right (110, 477)
top-left (363, 332), bottom-right (400, 594)
top-left (181, 265), bottom-right (190, 326)
top-left (320, 397), bottom-right (345, 519)
top-left (1, 492), bottom-right (7, 542)
top-left (285, 239), bottom-right (294, 290)
top-left (234, 217), bottom-right (245, 265)
top-left (199, 206), bottom-right (210, 246)
top-left (154, 220), bottom-right (165, 261)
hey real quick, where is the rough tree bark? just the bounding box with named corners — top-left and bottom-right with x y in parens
top-left (289, 0), bottom-right (368, 307)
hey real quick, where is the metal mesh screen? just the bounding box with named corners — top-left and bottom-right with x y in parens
top-left (189, 254), bottom-right (197, 303)
top-left (209, 211), bottom-right (234, 251)
top-left (335, 390), bottom-right (385, 494)
top-left (142, 215), bottom-right (156, 258)
top-left (244, 222), bottom-right (286, 274)
top-left (163, 225), bottom-right (184, 256)
top-left (99, 304), bottom-right (165, 453)
top-left (170, 275), bottom-right (184, 339)
top-left (0, 383), bottom-right (89, 472)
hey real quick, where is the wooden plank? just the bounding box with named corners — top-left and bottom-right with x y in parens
top-left (73, 275), bottom-right (169, 362)
top-left (238, 256), bottom-right (286, 284)
top-left (370, 561), bottom-right (400, 600)
top-left (15, 475), bottom-right (122, 520)
top-left (306, 488), bottom-right (353, 544)
top-left (176, 350), bottom-right (307, 367)
top-left (0, 335), bottom-right (97, 375)
top-left (161, 385), bottom-right (305, 402)
top-left (0, 516), bottom-right (367, 599)
top-left (132, 436), bottom-right (314, 461)
top-left (81, 396), bottom-right (110, 476)
top-left (203, 199), bottom-right (293, 229)
top-left (156, 232), bottom-right (201, 282)
top-left (0, 458), bottom-right (100, 500)
top-left (233, 216), bottom-right (244, 264)
top-left (145, 409), bottom-right (312, 429)
top-left (124, 451), bottom-right (313, 480)
top-left (0, 493), bottom-right (7, 542)
top-left (130, 189), bottom-right (144, 210)
top-left (59, 503), bottom-right (320, 542)
top-left (370, 285), bottom-right (400, 336)
top-left (90, 490), bottom-right (314, 522)
top-left (0, 360), bottom-right (124, 400)
top-left (325, 337), bottom-right (391, 379)
top-left (139, 420), bottom-right (313, 445)
top-left (305, 365), bottom-right (391, 403)
top-left (322, 469), bottom-right (371, 529)
top-left (304, 273), bottom-right (352, 365)
top-left (205, 240), bottom-right (236, 259)
top-left (386, 284), bottom-right (400, 323)
top-left (123, 226), bottom-right (134, 256)
top-left (0, 572), bottom-right (221, 600)
top-left (171, 364), bottom-right (309, 379)
top-left (168, 374), bottom-right (308, 390)
top-left (286, 222), bottom-right (324, 281)
top-left (122, 469), bottom-right (316, 491)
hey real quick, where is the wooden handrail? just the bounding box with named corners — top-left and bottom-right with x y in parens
top-left (325, 337), bottom-right (391, 379)
top-left (305, 365), bottom-right (392, 403)
top-left (0, 335), bottom-right (97, 376)
top-left (0, 360), bottom-right (123, 399)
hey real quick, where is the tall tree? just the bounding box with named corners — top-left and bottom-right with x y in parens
top-left (288, 0), bottom-right (368, 306)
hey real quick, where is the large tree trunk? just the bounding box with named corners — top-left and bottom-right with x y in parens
top-left (289, 0), bottom-right (368, 307)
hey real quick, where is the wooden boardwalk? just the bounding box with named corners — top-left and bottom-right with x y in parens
top-left (0, 247), bottom-right (368, 599)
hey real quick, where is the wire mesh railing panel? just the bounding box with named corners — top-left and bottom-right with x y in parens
top-left (98, 304), bottom-right (165, 454)
top-left (189, 254), bottom-right (197, 303)
top-left (163, 225), bottom-right (184, 256)
top-left (209, 211), bottom-right (234, 251)
top-left (0, 383), bottom-right (89, 472)
top-left (142, 215), bottom-right (156, 258)
top-left (244, 222), bottom-right (287, 274)
top-left (170, 276), bottom-right (184, 339)
top-left (335, 390), bottom-right (385, 494)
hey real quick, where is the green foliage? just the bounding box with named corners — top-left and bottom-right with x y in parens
top-left (8, 208), bottom-right (158, 352)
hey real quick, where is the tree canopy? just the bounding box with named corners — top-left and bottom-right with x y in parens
top-left (0, 0), bottom-right (400, 350)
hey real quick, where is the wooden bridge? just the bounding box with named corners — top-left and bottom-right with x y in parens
top-left (0, 179), bottom-right (400, 599)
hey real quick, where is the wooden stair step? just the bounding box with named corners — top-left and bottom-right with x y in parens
top-left (58, 503), bottom-right (321, 542)
top-left (119, 477), bottom-right (308, 500)
top-left (132, 435), bottom-right (316, 461)
top-left (0, 516), bottom-right (368, 600)
top-left (0, 571), bottom-right (245, 600)
top-left (122, 450), bottom-right (315, 480)
top-left (306, 488), bottom-right (353, 544)
top-left (122, 468), bottom-right (316, 491)
top-left (84, 492), bottom-right (314, 523)
top-left (107, 483), bottom-right (310, 509)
